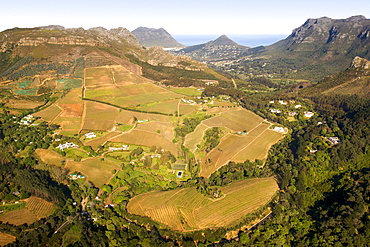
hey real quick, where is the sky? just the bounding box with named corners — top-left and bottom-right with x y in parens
top-left (1, 0), bottom-right (369, 35)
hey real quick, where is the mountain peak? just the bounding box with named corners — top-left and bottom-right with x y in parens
top-left (211, 35), bottom-right (239, 46)
top-left (132, 27), bottom-right (184, 48)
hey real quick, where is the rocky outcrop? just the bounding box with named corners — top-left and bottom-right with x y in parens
top-left (351, 56), bottom-right (370, 69)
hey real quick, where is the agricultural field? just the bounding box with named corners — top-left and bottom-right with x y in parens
top-left (85, 65), bottom-right (148, 88)
top-left (136, 99), bottom-right (180, 115)
top-left (0, 208), bottom-right (38, 226)
top-left (33, 104), bottom-right (62, 122)
top-left (184, 123), bottom-right (209, 152)
top-left (83, 131), bottom-right (122, 150)
top-left (4, 98), bottom-right (44, 109)
top-left (116, 109), bottom-right (173, 124)
top-left (35, 148), bottom-right (65, 166)
top-left (65, 158), bottom-right (120, 188)
top-left (202, 107), bottom-right (264, 132)
top-left (0, 232), bottom-right (16, 246)
top-left (110, 130), bottom-right (179, 155)
top-left (85, 66), bottom-right (114, 86)
top-left (85, 82), bottom-right (182, 108)
top-left (25, 196), bottom-right (55, 219)
top-left (127, 177), bottom-right (278, 231)
top-left (200, 125), bottom-right (283, 177)
top-left (168, 87), bottom-right (203, 96)
top-left (135, 121), bottom-right (175, 141)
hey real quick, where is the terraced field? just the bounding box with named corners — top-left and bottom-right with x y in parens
top-left (127, 178), bottom-right (278, 231)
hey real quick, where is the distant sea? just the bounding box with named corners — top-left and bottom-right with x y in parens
top-left (173, 34), bottom-right (288, 48)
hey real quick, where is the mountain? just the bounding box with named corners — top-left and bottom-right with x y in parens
top-left (132, 27), bottom-right (185, 49)
top-left (174, 35), bottom-right (250, 65)
top-left (209, 16), bottom-right (370, 81)
top-left (301, 56), bottom-right (370, 97)
top-left (0, 25), bottom-right (230, 89)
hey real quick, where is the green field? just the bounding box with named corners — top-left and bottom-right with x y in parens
top-left (127, 177), bottom-right (278, 231)
top-left (168, 87), bottom-right (203, 96)
top-left (136, 99), bottom-right (179, 114)
top-left (33, 104), bottom-right (62, 122)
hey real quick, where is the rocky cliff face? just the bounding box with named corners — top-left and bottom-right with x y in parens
top-left (273, 15), bottom-right (370, 54)
top-left (0, 26), bottom-right (141, 51)
top-left (132, 27), bottom-right (184, 48)
top-left (351, 56), bottom-right (370, 69)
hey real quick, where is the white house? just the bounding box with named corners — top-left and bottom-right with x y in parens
top-left (304, 111), bottom-right (314, 118)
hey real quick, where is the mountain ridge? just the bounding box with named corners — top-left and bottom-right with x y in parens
top-left (132, 27), bottom-right (185, 49)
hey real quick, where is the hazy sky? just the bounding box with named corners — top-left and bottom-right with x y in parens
top-left (2, 0), bottom-right (369, 35)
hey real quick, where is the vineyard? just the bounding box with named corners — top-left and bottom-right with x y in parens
top-left (0, 232), bottom-right (16, 246)
top-left (26, 197), bottom-right (55, 219)
top-left (127, 178), bottom-right (278, 231)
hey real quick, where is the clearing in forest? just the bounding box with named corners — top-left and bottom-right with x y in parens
top-left (35, 148), bottom-right (65, 167)
top-left (127, 177), bottom-right (278, 231)
top-left (65, 158), bottom-right (120, 188)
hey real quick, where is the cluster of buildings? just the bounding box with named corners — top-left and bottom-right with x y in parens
top-left (19, 114), bottom-right (34, 125)
top-left (56, 142), bottom-right (79, 151)
top-left (84, 132), bottom-right (97, 139)
top-left (181, 98), bottom-right (196, 105)
top-left (326, 137), bottom-right (341, 145)
top-left (108, 145), bottom-right (130, 152)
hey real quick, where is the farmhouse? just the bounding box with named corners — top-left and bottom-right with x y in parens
top-left (172, 163), bottom-right (187, 178)
top-left (304, 111), bottom-right (314, 118)
top-left (108, 145), bottom-right (130, 152)
top-left (84, 132), bottom-right (97, 139)
top-left (138, 119), bottom-right (149, 123)
top-left (278, 100), bottom-right (288, 105)
top-left (56, 142), bottom-right (79, 150)
top-left (273, 126), bottom-right (285, 133)
top-left (326, 137), bottom-right (341, 145)
top-left (270, 109), bottom-right (281, 114)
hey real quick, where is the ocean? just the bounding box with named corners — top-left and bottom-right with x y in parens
top-left (173, 34), bottom-right (288, 48)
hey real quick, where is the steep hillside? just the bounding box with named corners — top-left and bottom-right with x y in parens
top-left (132, 27), bottom-right (185, 49)
top-left (174, 35), bottom-right (250, 64)
top-left (0, 25), bottom-right (232, 101)
top-left (301, 56), bottom-right (370, 97)
top-left (210, 16), bottom-right (370, 81)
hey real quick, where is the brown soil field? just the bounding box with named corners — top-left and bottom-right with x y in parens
top-left (65, 158), bottom-right (120, 188)
top-left (84, 101), bottom-right (119, 120)
top-left (127, 178), bottom-right (278, 231)
top-left (179, 103), bottom-right (198, 115)
top-left (82, 119), bottom-right (115, 131)
top-left (5, 99), bottom-right (44, 109)
top-left (35, 148), bottom-right (65, 166)
top-left (184, 123), bottom-right (209, 152)
top-left (110, 130), bottom-right (179, 155)
top-left (33, 104), bottom-right (62, 122)
top-left (111, 65), bottom-right (149, 85)
top-left (58, 103), bottom-right (84, 117)
top-left (116, 109), bottom-right (173, 124)
top-left (0, 232), bottom-right (16, 246)
top-left (58, 88), bottom-right (83, 104)
top-left (85, 67), bottom-right (113, 86)
top-left (135, 121), bottom-right (175, 141)
top-left (0, 208), bottom-right (38, 226)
